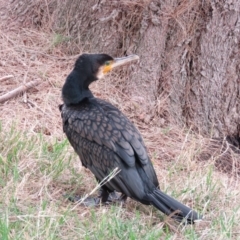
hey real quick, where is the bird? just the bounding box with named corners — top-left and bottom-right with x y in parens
top-left (59, 53), bottom-right (201, 224)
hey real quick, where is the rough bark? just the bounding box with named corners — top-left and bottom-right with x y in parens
top-left (4, 0), bottom-right (240, 142)
top-left (197, 1), bottom-right (240, 138)
top-left (165, 0), bottom-right (240, 139)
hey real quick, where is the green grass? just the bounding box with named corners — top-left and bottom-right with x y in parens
top-left (0, 123), bottom-right (240, 239)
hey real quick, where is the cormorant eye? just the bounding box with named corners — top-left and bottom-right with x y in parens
top-left (105, 61), bottom-right (110, 66)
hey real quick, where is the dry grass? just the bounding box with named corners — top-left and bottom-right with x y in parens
top-left (0, 4), bottom-right (240, 240)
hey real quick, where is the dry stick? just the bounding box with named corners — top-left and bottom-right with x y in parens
top-left (0, 79), bottom-right (40, 103)
top-left (0, 75), bottom-right (14, 81)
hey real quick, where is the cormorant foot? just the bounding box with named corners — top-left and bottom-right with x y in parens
top-left (65, 191), bottom-right (127, 207)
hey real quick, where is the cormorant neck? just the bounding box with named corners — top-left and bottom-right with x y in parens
top-left (62, 70), bottom-right (94, 105)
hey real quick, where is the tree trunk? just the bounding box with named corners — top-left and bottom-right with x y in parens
top-left (164, 0), bottom-right (240, 140)
top-left (5, 0), bottom-right (240, 142)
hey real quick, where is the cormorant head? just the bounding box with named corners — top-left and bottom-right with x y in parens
top-left (62, 53), bottom-right (139, 105)
top-left (74, 53), bottom-right (139, 87)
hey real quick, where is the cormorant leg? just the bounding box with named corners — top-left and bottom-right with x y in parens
top-left (97, 186), bottom-right (110, 203)
top-left (66, 188), bottom-right (127, 206)
top-left (66, 179), bottom-right (127, 206)
top-left (98, 188), bottom-right (128, 204)
top-left (66, 187), bottom-right (116, 206)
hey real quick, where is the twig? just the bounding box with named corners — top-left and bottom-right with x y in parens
top-left (0, 79), bottom-right (40, 103)
top-left (27, 99), bottom-right (52, 117)
top-left (0, 75), bottom-right (14, 81)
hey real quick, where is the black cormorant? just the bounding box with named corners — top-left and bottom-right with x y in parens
top-left (60, 53), bottom-right (201, 224)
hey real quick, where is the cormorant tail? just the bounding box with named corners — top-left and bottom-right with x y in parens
top-left (149, 189), bottom-right (201, 224)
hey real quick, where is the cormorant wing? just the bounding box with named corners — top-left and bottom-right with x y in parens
top-left (60, 98), bottom-right (159, 188)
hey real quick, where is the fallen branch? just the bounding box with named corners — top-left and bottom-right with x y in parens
top-left (0, 79), bottom-right (40, 103)
top-left (0, 75), bottom-right (14, 81)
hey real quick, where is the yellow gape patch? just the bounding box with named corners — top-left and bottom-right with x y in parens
top-left (97, 64), bottom-right (112, 79)
top-left (103, 65), bottom-right (112, 74)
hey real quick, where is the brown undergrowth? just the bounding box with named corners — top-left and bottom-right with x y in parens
top-left (0, 21), bottom-right (238, 177)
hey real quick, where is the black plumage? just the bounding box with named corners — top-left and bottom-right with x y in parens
top-left (60, 53), bottom-right (201, 224)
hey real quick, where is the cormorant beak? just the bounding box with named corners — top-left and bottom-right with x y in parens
top-left (103, 55), bottom-right (139, 74)
top-left (112, 55), bottom-right (139, 69)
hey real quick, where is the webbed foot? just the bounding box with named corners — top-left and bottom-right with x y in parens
top-left (66, 189), bottom-right (127, 207)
